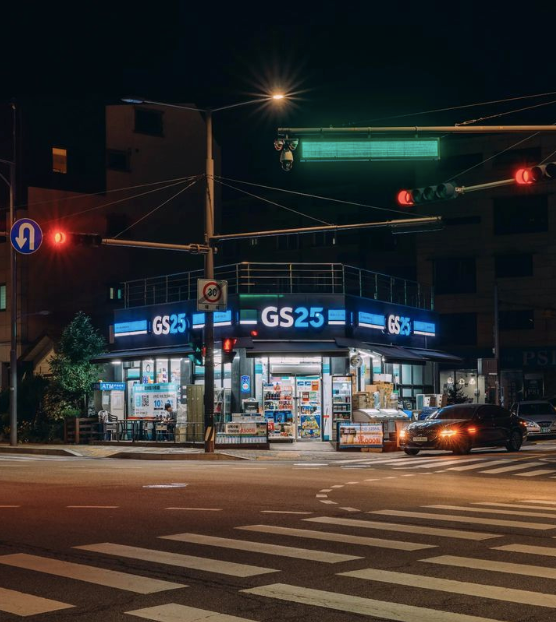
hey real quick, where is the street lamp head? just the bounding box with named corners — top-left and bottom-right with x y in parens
top-left (272, 93), bottom-right (285, 100)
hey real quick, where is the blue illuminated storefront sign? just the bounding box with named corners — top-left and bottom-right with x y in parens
top-left (114, 320), bottom-right (148, 337)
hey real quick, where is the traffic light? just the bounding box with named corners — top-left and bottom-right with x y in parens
top-left (515, 161), bottom-right (556, 185)
top-left (397, 182), bottom-right (459, 206)
top-left (49, 230), bottom-right (103, 247)
top-left (189, 332), bottom-right (204, 366)
top-left (222, 337), bottom-right (237, 364)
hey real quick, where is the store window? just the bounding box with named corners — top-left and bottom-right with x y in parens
top-left (499, 309), bottom-right (534, 330)
top-left (0, 284), bottom-right (6, 311)
top-left (52, 147), bottom-right (67, 174)
top-left (434, 257), bottom-right (476, 294)
top-left (493, 195), bottom-right (548, 235)
top-left (134, 108), bottom-right (164, 136)
top-left (494, 254), bottom-right (533, 278)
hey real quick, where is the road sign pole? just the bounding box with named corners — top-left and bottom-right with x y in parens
top-left (9, 102), bottom-right (17, 446)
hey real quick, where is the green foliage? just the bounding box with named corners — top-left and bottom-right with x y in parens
top-left (48, 312), bottom-right (106, 412)
top-left (446, 382), bottom-right (470, 405)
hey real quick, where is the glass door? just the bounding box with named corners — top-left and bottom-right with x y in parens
top-left (296, 376), bottom-right (322, 440)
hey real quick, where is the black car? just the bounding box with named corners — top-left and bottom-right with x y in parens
top-left (399, 403), bottom-right (527, 455)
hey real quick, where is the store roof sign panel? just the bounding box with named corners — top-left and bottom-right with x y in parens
top-left (114, 320), bottom-right (148, 337)
top-left (359, 312), bottom-right (386, 329)
top-left (214, 310), bottom-right (232, 326)
top-left (328, 309), bottom-right (346, 325)
top-left (414, 320), bottom-right (436, 337)
top-left (300, 139), bottom-right (440, 162)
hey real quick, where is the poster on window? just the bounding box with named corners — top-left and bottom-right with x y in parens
top-left (132, 383), bottom-right (178, 417)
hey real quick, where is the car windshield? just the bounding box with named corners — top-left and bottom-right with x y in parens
top-left (427, 406), bottom-right (475, 420)
top-left (519, 403), bottom-right (555, 416)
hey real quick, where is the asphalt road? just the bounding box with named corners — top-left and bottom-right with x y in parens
top-left (2, 447), bottom-right (556, 621)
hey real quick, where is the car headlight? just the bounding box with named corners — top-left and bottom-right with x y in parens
top-left (399, 429), bottom-right (407, 439)
top-left (440, 429), bottom-right (458, 437)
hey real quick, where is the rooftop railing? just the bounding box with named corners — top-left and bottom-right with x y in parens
top-left (123, 262), bottom-right (434, 310)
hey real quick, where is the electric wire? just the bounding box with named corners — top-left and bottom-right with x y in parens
top-left (456, 98), bottom-right (556, 126)
top-left (44, 177), bottom-right (202, 224)
top-left (213, 178), bottom-right (333, 226)
top-left (112, 178), bottom-right (200, 238)
top-left (215, 175), bottom-right (430, 219)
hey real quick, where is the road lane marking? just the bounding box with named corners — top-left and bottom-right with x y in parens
top-left (473, 502), bottom-right (556, 512)
top-left (523, 499), bottom-right (556, 505)
top-left (516, 469), bottom-right (556, 477)
top-left (237, 524), bottom-right (437, 551)
top-left (319, 489), bottom-right (333, 492)
top-left (126, 603), bottom-right (256, 621)
top-left (340, 567), bottom-right (556, 609)
top-left (0, 553), bottom-right (185, 594)
top-left (74, 543), bottom-right (278, 577)
top-left (478, 461), bottom-right (545, 474)
top-left (294, 463), bottom-right (328, 466)
top-left (67, 505), bottom-right (119, 509)
top-left (394, 457), bottom-right (487, 470)
top-left (316, 494), bottom-right (328, 498)
top-left (331, 484), bottom-right (344, 488)
top-left (425, 504), bottom-right (556, 519)
top-left (423, 554), bottom-right (556, 580)
top-left (160, 532), bottom-right (361, 563)
top-left (493, 544), bottom-right (556, 558)
top-left (242, 583), bottom-right (506, 622)
top-left (260, 511), bottom-right (313, 515)
top-left (165, 508), bottom-right (222, 511)
top-left (370, 509), bottom-right (556, 530)
top-left (304, 516), bottom-right (500, 540)
top-left (340, 507), bottom-right (361, 512)
top-left (320, 500), bottom-right (337, 504)
top-left (442, 459), bottom-right (512, 471)
top-left (0, 586), bottom-right (73, 616)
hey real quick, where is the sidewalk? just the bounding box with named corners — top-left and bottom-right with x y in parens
top-left (0, 440), bottom-right (374, 462)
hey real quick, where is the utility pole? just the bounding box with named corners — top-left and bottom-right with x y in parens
top-left (494, 281), bottom-right (500, 406)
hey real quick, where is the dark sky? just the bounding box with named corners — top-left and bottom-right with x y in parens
top-left (2, 4), bottom-right (556, 191)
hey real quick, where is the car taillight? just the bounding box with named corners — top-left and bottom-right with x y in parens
top-left (467, 427), bottom-right (477, 434)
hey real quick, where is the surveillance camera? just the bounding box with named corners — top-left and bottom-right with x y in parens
top-left (274, 138), bottom-right (285, 151)
top-left (287, 139), bottom-right (299, 151)
top-left (280, 148), bottom-right (294, 171)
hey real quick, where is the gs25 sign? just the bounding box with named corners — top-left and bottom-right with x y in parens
top-left (261, 306), bottom-right (325, 328)
top-left (387, 314), bottom-right (411, 336)
top-left (152, 313), bottom-right (187, 335)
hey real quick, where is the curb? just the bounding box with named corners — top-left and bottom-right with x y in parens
top-left (0, 446), bottom-right (82, 457)
top-left (109, 451), bottom-right (248, 461)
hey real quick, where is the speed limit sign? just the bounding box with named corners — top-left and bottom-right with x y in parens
top-left (197, 279), bottom-right (228, 312)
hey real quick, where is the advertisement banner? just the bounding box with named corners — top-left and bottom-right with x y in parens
top-left (338, 422), bottom-right (383, 448)
top-left (132, 383), bottom-right (178, 417)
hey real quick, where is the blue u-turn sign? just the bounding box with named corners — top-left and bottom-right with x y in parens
top-left (10, 218), bottom-right (43, 254)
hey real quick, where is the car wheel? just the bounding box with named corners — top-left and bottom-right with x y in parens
top-left (452, 439), bottom-right (472, 455)
top-left (404, 448), bottom-right (420, 456)
top-left (506, 430), bottom-right (523, 452)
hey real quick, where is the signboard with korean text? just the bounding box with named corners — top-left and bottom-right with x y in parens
top-left (132, 383), bottom-right (178, 417)
top-left (338, 422), bottom-right (383, 448)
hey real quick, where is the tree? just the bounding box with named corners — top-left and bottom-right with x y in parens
top-left (48, 312), bottom-right (106, 413)
top-left (446, 381), bottom-right (470, 405)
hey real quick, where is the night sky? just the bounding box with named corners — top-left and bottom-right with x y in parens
top-left (2, 4), bottom-right (556, 197)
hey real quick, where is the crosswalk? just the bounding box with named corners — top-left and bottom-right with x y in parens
top-left (4, 498), bottom-right (556, 620)
top-left (335, 451), bottom-right (556, 479)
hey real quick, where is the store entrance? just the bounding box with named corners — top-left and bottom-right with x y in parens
top-left (265, 375), bottom-right (322, 441)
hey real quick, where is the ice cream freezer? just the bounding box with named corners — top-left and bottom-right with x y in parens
top-left (337, 408), bottom-right (411, 451)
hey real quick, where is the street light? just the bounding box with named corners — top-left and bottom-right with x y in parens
top-left (121, 93), bottom-right (286, 452)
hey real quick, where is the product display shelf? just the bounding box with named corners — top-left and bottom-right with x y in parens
top-left (216, 420), bottom-right (269, 449)
top-left (264, 383), bottom-right (294, 442)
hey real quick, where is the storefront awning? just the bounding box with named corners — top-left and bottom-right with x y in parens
top-left (407, 348), bottom-right (463, 364)
top-left (237, 338), bottom-right (349, 357)
top-left (335, 338), bottom-right (460, 365)
top-left (91, 345), bottom-right (194, 363)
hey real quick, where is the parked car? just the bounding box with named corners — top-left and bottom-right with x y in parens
top-left (399, 403), bottom-right (527, 455)
top-left (510, 401), bottom-right (556, 437)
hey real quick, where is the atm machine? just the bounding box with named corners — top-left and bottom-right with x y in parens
top-left (92, 382), bottom-right (126, 420)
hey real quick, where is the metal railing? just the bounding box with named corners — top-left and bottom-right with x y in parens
top-left (124, 262), bottom-right (433, 310)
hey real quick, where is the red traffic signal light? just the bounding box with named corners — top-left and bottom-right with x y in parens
top-left (397, 190), bottom-right (414, 206)
top-left (222, 338), bottom-right (237, 353)
top-left (49, 230), bottom-right (102, 248)
top-left (52, 230), bottom-right (67, 245)
top-left (515, 162), bottom-right (556, 185)
top-left (396, 182), bottom-right (458, 206)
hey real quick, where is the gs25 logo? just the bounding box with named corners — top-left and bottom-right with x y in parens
top-left (387, 314), bottom-right (411, 336)
top-left (261, 306), bottom-right (325, 328)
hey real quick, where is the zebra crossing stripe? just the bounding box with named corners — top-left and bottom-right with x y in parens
top-left (473, 502), bottom-right (556, 512)
top-left (242, 583), bottom-right (506, 622)
top-left (394, 457), bottom-right (487, 470)
top-left (159, 532), bottom-right (361, 563)
top-left (339, 567), bottom-right (556, 608)
top-left (478, 461), bottom-right (545, 474)
top-left (0, 553), bottom-right (185, 594)
top-left (371, 509), bottom-right (556, 530)
top-left (74, 543), bottom-right (278, 577)
top-left (304, 516), bottom-right (500, 540)
top-left (515, 469), bottom-right (556, 477)
top-left (425, 504), bottom-right (556, 520)
top-left (237, 524), bottom-right (437, 551)
top-left (523, 499), bottom-right (556, 505)
top-left (442, 459), bottom-right (512, 472)
top-left (493, 544), bottom-right (556, 558)
top-left (423, 554), bottom-right (556, 580)
top-left (0, 586), bottom-right (73, 616)
top-left (126, 603), bottom-right (255, 621)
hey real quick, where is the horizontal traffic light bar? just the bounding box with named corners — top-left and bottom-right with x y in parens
top-left (278, 125), bottom-right (556, 136)
top-left (300, 139), bottom-right (440, 161)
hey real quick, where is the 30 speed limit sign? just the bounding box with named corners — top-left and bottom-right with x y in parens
top-left (197, 279), bottom-right (228, 312)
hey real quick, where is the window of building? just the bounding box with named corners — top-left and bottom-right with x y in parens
top-left (434, 257), bottom-right (476, 294)
top-left (107, 284), bottom-right (124, 302)
top-left (493, 195), bottom-right (548, 235)
top-left (52, 147), bottom-right (67, 174)
top-left (495, 254), bottom-right (533, 278)
top-left (0, 284), bottom-right (6, 310)
top-left (134, 108), bottom-right (164, 136)
top-left (439, 313), bottom-right (477, 346)
top-left (499, 309), bottom-right (534, 330)
top-left (106, 149), bottom-right (130, 171)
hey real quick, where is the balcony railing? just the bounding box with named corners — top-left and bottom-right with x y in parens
top-left (123, 262), bottom-right (434, 310)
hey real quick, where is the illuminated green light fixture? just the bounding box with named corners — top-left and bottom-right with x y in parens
top-left (300, 138), bottom-right (440, 162)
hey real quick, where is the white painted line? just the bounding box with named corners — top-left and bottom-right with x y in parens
top-left (402, 474), bottom-right (416, 477)
top-left (364, 478), bottom-right (381, 481)
top-left (320, 500), bottom-right (337, 505)
top-left (473, 502), bottom-right (556, 512)
top-left (160, 532), bottom-right (361, 564)
top-left (394, 457), bottom-right (487, 470)
top-left (383, 476), bottom-right (397, 479)
top-left (371, 509), bottom-right (556, 530)
top-left (339, 567), bottom-right (556, 609)
top-left (260, 511), bottom-right (313, 515)
top-left (166, 508), bottom-right (223, 511)
top-left (0, 586), bottom-right (73, 616)
top-left (346, 481), bottom-right (359, 485)
top-left (294, 463), bottom-right (328, 466)
top-left (242, 583), bottom-right (504, 622)
top-left (126, 603), bottom-right (255, 621)
top-left (0, 553), bottom-right (185, 594)
top-left (67, 505), bottom-right (119, 509)
top-left (522, 499), bottom-right (556, 505)
top-left (516, 469), bottom-right (556, 477)
top-left (423, 554), bottom-right (556, 580)
top-left (494, 544), bottom-right (556, 558)
top-left (479, 461), bottom-right (545, 474)
top-left (75, 543), bottom-right (278, 577)
top-left (315, 494), bottom-right (328, 498)
top-left (304, 516), bottom-right (500, 540)
top-left (319, 489), bottom-right (333, 492)
top-left (443, 459), bottom-right (512, 471)
top-left (237, 524), bottom-right (437, 551)
top-left (331, 484), bottom-right (344, 488)
top-left (340, 507), bottom-right (361, 512)
top-left (425, 504), bottom-right (556, 519)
